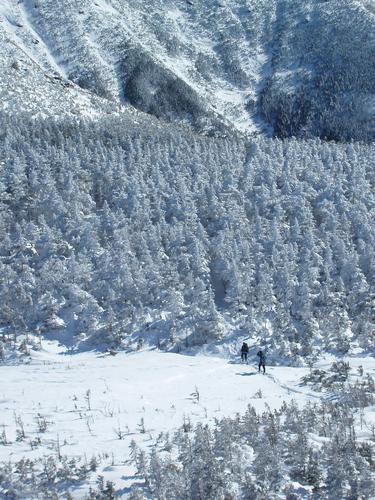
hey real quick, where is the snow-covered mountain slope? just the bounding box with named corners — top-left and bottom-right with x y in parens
top-left (2, 0), bottom-right (375, 139)
top-left (0, 1), bottom-right (147, 122)
top-left (0, 12), bottom-right (110, 118)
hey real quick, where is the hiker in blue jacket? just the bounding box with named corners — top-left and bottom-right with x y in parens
top-left (257, 349), bottom-right (266, 373)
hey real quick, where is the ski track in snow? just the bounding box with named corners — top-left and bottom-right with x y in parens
top-left (265, 371), bottom-right (322, 400)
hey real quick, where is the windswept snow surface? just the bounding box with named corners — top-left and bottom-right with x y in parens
top-left (1, 342), bottom-right (375, 497)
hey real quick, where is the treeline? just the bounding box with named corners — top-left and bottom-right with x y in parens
top-left (1, 112), bottom-right (375, 359)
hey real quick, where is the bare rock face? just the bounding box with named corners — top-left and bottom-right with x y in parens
top-left (1, 0), bottom-right (375, 141)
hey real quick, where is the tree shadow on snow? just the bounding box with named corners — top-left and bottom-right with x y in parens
top-left (116, 477), bottom-right (145, 496)
top-left (236, 371), bottom-right (257, 377)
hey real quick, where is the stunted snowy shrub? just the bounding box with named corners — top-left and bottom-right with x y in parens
top-left (132, 398), bottom-right (375, 499)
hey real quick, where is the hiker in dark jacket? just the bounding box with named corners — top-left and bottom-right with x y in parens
top-left (241, 342), bottom-right (249, 363)
top-left (257, 349), bottom-right (266, 373)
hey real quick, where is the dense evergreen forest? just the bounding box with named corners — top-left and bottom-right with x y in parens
top-left (1, 112), bottom-right (374, 361)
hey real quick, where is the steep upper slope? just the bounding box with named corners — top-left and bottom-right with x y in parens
top-left (261, 0), bottom-right (375, 141)
top-left (0, 4), bottom-right (114, 119)
top-left (1, 0), bottom-right (375, 138)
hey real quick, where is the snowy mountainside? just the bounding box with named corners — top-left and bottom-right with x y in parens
top-left (2, 3), bottom-right (375, 496)
top-left (1, 0), bottom-right (375, 139)
top-left (0, 11), bottom-right (110, 118)
top-left (0, 0), bottom-right (148, 122)
top-left (0, 0), bottom-right (273, 133)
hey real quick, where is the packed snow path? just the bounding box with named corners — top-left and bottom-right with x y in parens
top-left (1, 342), bottom-right (374, 496)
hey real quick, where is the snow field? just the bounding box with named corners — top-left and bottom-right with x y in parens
top-left (2, 342), bottom-right (375, 496)
top-left (0, 341), bottom-right (318, 496)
